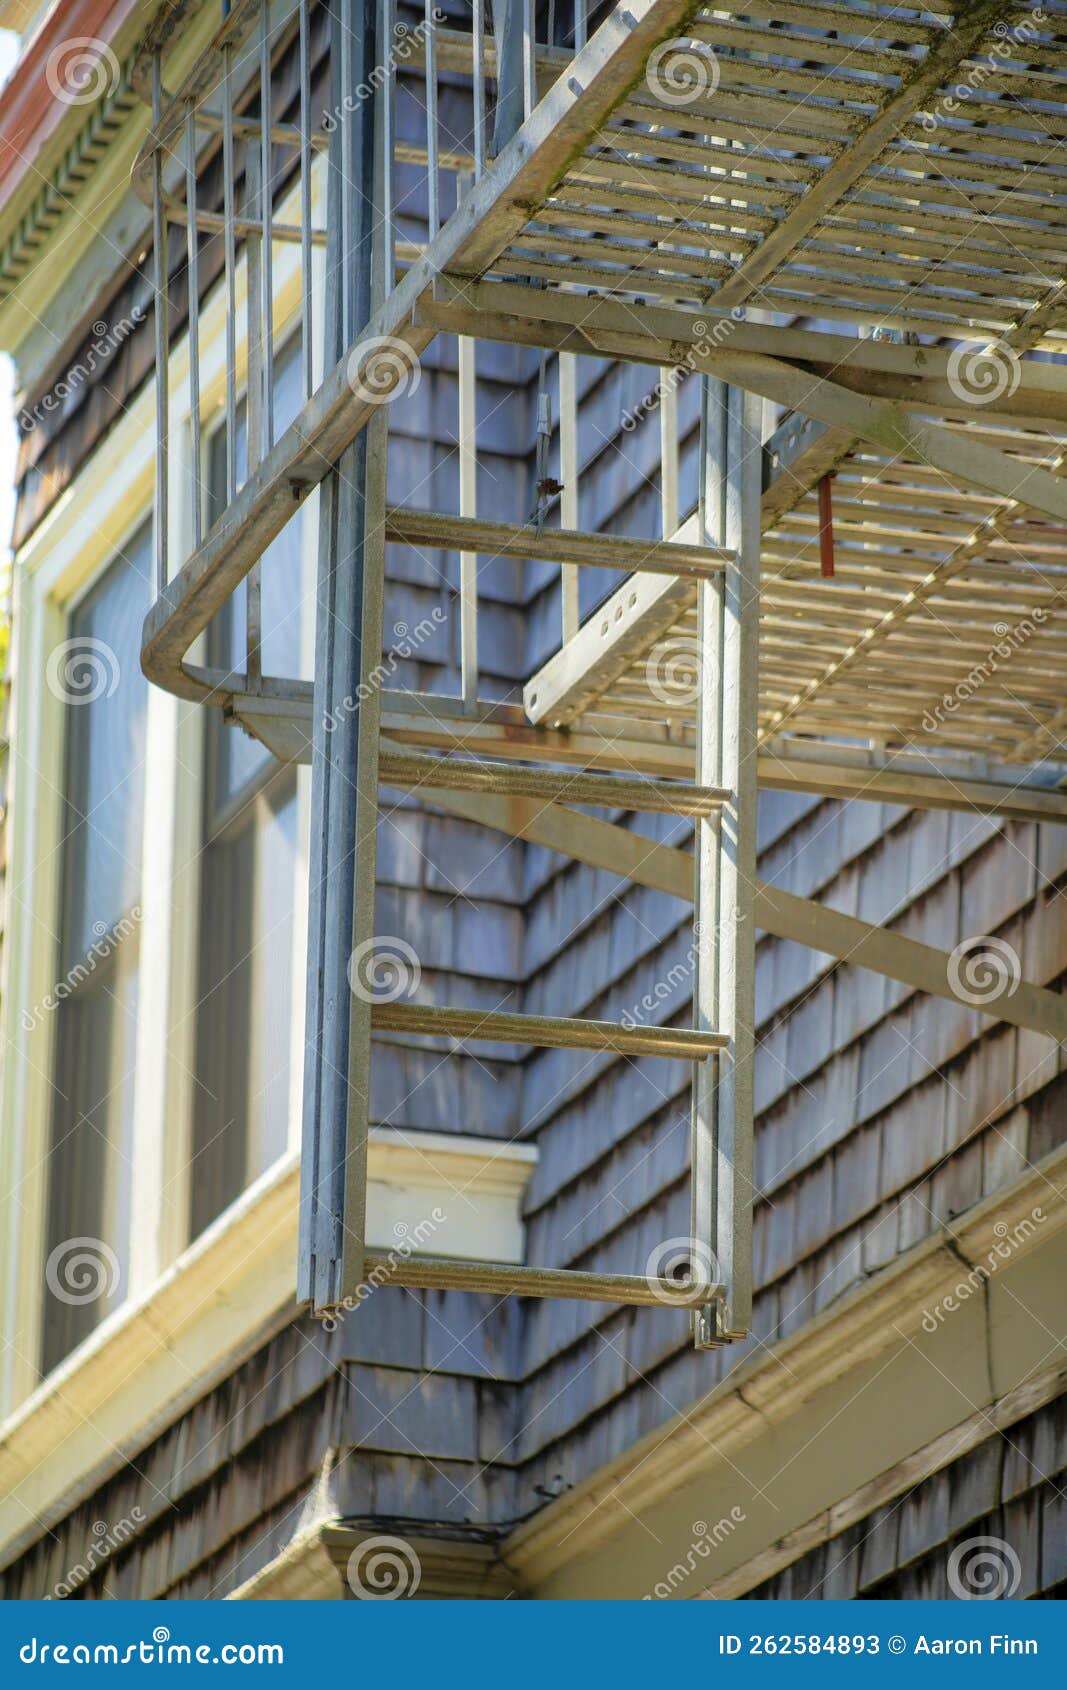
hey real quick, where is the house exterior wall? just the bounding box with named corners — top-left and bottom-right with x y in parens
top-left (0, 0), bottom-right (1064, 1603)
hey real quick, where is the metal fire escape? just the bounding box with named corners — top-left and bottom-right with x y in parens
top-left (134, 0), bottom-right (1067, 1347)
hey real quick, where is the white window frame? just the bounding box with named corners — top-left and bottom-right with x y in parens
top-left (0, 158), bottom-right (321, 1415)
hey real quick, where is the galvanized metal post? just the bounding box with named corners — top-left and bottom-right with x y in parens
top-left (299, 0), bottom-right (384, 1313)
top-left (692, 378), bottom-right (760, 1347)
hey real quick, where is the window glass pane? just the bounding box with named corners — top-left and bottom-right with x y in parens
top-left (61, 527), bottom-right (151, 968)
top-left (43, 529), bottom-right (149, 1374)
top-left (191, 772), bottom-right (297, 1237)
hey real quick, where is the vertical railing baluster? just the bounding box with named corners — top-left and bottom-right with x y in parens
top-left (558, 349), bottom-right (579, 640)
top-left (426, 0), bottom-right (439, 239)
top-left (299, 0), bottom-right (314, 401)
top-left (152, 53), bottom-right (169, 593)
top-left (185, 104), bottom-right (203, 550)
top-left (222, 42), bottom-right (237, 500)
top-left (340, 0), bottom-right (354, 342)
top-left (381, 0), bottom-right (396, 290)
top-left (260, 0), bottom-right (275, 448)
top-left (473, 0), bottom-right (486, 178)
top-left (660, 373), bottom-right (679, 538)
top-left (575, 0), bottom-right (586, 49)
top-left (522, 0), bottom-right (535, 120)
top-left (459, 329), bottom-right (478, 711)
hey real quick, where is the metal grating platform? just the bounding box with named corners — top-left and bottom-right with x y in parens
top-left (525, 416), bottom-right (1067, 769)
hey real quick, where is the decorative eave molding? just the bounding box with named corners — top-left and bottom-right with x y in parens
top-left (228, 1523), bottom-right (521, 1600)
top-left (0, 1129), bottom-right (538, 1572)
top-left (0, 68), bottom-right (139, 307)
top-left (504, 1142), bottom-right (1067, 1589)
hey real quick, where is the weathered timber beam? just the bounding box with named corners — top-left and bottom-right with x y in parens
top-left (418, 784), bottom-right (1067, 1042)
top-left (420, 282), bottom-right (1067, 427)
top-left (225, 689), bottom-right (1067, 825)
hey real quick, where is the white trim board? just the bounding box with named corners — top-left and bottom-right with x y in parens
top-left (0, 1128), bottom-right (537, 1570)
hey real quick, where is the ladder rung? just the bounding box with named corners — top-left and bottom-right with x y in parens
top-left (371, 1003), bottom-right (726, 1059)
top-left (383, 508), bottom-right (735, 579)
top-left (378, 750), bottom-right (729, 816)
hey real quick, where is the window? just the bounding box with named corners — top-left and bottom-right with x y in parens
top-left (190, 341), bottom-right (308, 1236)
top-left (42, 523), bottom-right (152, 1374)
